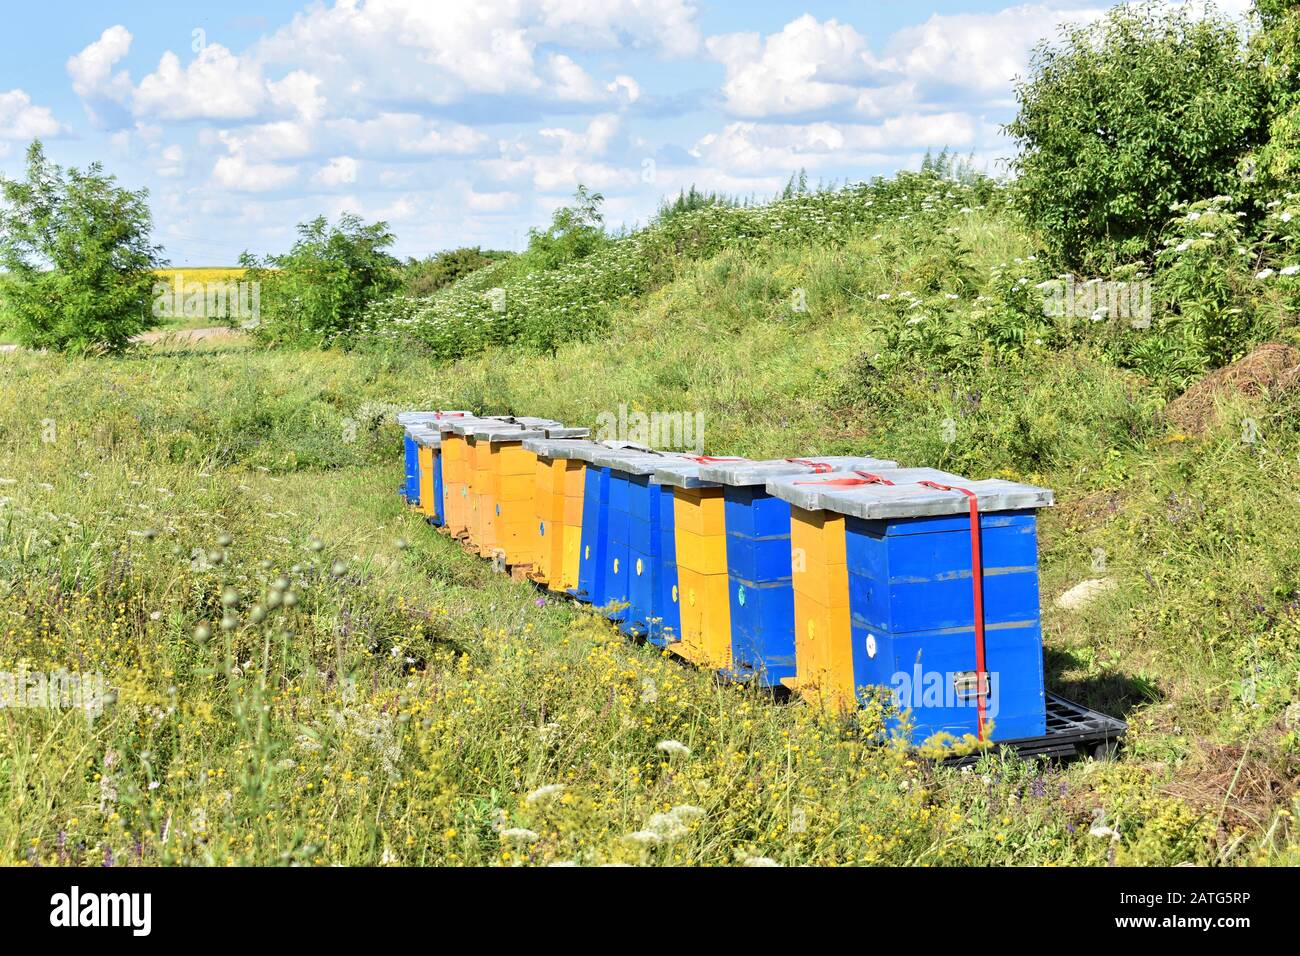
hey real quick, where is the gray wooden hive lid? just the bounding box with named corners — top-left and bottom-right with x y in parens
top-left (522, 438), bottom-right (599, 459)
top-left (651, 457), bottom-right (747, 489)
top-left (764, 467), bottom-right (967, 512)
top-left (409, 426), bottom-right (442, 448)
top-left (540, 425), bottom-right (590, 439)
top-left (437, 416), bottom-right (493, 435)
top-left (695, 455), bottom-right (898, 487)
top-left (587, 448), bottom-right (687, 474)
top-left (397, 410), bottom-right (470, 426)
top-left (470, 423), bottom-right (547, 442)
top-left (767, 469), bottom-right (1053, 519)
top-left (566, 439), bottom-right (654, 463)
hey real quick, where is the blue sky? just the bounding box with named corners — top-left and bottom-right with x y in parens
top-left (0, 0), bottom-right (1252, 264)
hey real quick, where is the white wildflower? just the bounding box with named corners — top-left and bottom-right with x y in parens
top-left (656, 739), bottom-right (690, 756)
top-left (525, 784), bottom-right (566, 805)
top-left (499, 827), bottom-right (540, 844)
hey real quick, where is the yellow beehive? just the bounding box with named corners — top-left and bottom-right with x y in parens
top-left (788, 505), bottom-right (855, 710)
top-left (560, 460), bottom-right (586, 592)
top-left (669, 486), bottom-right (731, 669)
top-left (416, 444), bottom-right (437, 519)
top-left (440, 431), bottom-right (471, 536)
top-left (468, 437), bottom-right (490, 552)
top-left (533, 457), bottom-right (583, 587)
top-left (483, 441), bottom-right (538, 563)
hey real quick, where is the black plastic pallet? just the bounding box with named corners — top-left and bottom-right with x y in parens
top-left (940, 693), bottom-right (1127, 767)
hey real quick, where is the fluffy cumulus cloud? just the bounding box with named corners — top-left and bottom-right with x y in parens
top-left (706, 15), bottom-right (885, 119)
top-left (482, 114), bottom-right (637, 192)
top-left (879, 3), bottom-right (1106, 105)
top-left (312, 155), bottom-right (359, 187)
top-left (0, 89), bottom-right (65, 139)
top-left (212, 153), bottom-right (299, 192)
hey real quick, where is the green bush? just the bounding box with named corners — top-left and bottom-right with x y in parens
top-left (1249, 1), bottom-right (1300, 193)
top-left (517, 184), bottom-right (609, 272)
top-left (242, 213), bottom-right (399, 346)
top-left (1007, 3), bottom-right (1267, 271)
top-left (400, 247), bottom-right (512, 297)
top-left (0, 141), bottom-right (161, 353)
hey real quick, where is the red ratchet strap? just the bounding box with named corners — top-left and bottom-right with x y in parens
top-left (785, 458), bottom-right (833, 474)
top-left (436, 411), bottom-right (466, 418)
top-left (793, 471), bottom-right (895, 487)
top-left (683, 455), bottom-right (744, 463)
top-left (919, 480), bottom-right (989, 741)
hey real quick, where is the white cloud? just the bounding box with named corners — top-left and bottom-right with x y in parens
top-left (466, 188), bottom-right (519, 212)
top-left (212, 154), bottom-right (299, 192)
top-left (214, 120), bottom-right (316, 163)
top-left (66, 25), bottom-right (134, 124)
top-left (533, 0), bottom-right (702, 57)
top-left (484, 114), bottom-right (635, 191)
top-left (690, 114), bottom-right (993, 174)
top-left (881, 4), bottom-right (1105, 104)
top-left (704, 6), bottom-right (1114, 119)
top-left (268, 70), bottom-right (326, 122)
top-left (0, 89), bottom-right (65, 139)
top-left (326, 114), bottom-right (490, 158)
top-left (134, 43), bottom-right (267, 121)
top-left (607, 74), bottom-right (641, 104)
top-left (313, 156), bottom-right (359, 187)
top-left (249, 0), bottom-right (655, 110)
top-left (156, 143), bottom-right (185, 178)
top-left (707, 15), bottom-right (882, 118)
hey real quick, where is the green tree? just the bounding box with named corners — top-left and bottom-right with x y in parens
top-left (0, 141), bottom-right (162, 353)
top-left (522, 185), bottom-right (607, 271)
top-left (243, 213), bottom-right (398, 345)
top-left (1248, 0), bottom-right (1300, 193)
top-left (1006, 3), bottom-right (1267, 271)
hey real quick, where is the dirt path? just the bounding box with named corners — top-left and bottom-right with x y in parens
top-left (134, 326), bottom-right (246, 345)
top-left (0, 327), bottom-right (246, 353)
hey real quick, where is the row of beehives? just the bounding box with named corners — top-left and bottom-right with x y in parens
top-left (397, 411), bottom-right (1054, 746)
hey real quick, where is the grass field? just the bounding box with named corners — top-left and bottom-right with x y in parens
top-left (0, 202), bottom-right (1296, 867)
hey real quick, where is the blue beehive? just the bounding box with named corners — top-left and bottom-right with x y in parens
top-left (566, 442), bottom-right (653, 606)
top-left (696, 457), bottom-right (896, 687)
top-left (587, 448), bottom-right (684, 636)
top-left (397, 411), bottom-right (470, 510)
top-left (653, 483), bottom-right (680, 647)
top-left (769, 471), bottom-right (1054, 743)
top-left (410, 427), bottom-right (444, 524)
top-left (403, 430), bottom-right (420, 504)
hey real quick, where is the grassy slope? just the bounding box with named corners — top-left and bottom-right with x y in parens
top-left (0, 210), bottom-right (1296, 866)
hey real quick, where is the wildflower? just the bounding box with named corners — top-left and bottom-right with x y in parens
top-left (525, 784), bottom-right (566, 805)
top-left (876, 293), bottom-right (891, 301)
top-left (625, 830), bottom-right (662, 846)
top-left (1256, 268), bottom-right (1275, 279)
top-left (742, 855), bottom-right (780, 867)
top-left (656, 739), bottom-right (690, 757)
top-left (1281, 265), bottom-right (1299, 276)
top-left (499, 828), bottom-right (540, 844)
